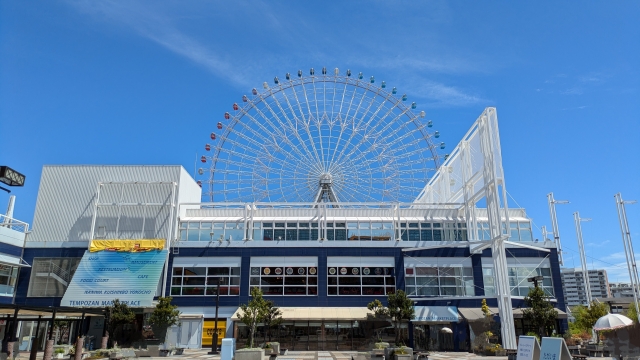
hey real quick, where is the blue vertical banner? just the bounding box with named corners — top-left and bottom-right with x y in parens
top-left (61, 250), bottom-right (168, 307)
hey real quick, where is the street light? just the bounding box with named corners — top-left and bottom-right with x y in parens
top-left (614, 193), bottom-right (640, 324)
top-left (0, 166), bottom-right (26, 193)
top-left (547, 193), bottom-right (569, 265)
top-left (573, 212), bottom-right (592, 307)
top-left (208, 277), bottom-right (222, 355)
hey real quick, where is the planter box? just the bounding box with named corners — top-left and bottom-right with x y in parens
top-left (110, 349), bottom-right (136, 359)
top-left (174, 348), bottom-right (184, 355)
top-left (395, 355), bottom-right (411, 360)
top-left (265, 343), bottom-right (280, 355)
top-left (370, 349), bottom-right (384, 358)
top-left (235, 348), bottom-right (265, 360)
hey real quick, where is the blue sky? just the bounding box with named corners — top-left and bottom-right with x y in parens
top-left (1, 2), bottom-right (639, 281)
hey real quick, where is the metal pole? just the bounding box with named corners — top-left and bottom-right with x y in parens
top-left (548, 193), bottom-right (569, 266)
top-left (208, 277), bottom-right (221, 354)
top-left (29, 316), bottom-right (42, 360)
top-left (573, 212), bottom-right (593, 307)
top-left (615, 193), bottom-right (640, 323)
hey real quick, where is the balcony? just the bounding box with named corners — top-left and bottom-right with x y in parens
top-left (0, 214), bottom-right (28, 247)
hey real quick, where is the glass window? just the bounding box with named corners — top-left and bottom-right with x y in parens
top-left (406, 265), bottom-right (475, 297)
top-left (28, 258), bottom-right (82, 297)
top-left (250, 266), bottom-right (318, 296)
top-left (171, 266), bottom-right (240, 296)
top-left (328, 266), bottom-right (395, 296)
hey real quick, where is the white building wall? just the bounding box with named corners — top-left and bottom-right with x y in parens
top-left (28, 165), bottom-right (196, 243)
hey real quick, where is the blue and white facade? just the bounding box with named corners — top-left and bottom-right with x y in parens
top-left (7, 108), bottom-right (568, 352)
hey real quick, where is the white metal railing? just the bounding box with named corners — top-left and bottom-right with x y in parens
top-left (34, 260), bottom-right (71, 286)
top-left (0, 214), bottom-right (29, 233)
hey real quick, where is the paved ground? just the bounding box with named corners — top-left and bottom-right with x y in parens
top-left (14, 349), bottom-right (619, 360)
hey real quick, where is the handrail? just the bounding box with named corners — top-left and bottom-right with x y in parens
top-left (0, 214), bottom-right (29, 233)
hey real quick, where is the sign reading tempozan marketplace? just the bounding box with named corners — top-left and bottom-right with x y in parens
top-left (61, 250), bottom-right (167, 307)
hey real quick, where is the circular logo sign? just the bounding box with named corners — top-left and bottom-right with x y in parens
top-left (275, 268), bottom-right (282, 275)
top-left (264, 268), bottom-right (271, 275)
top-left (309, 267), bottom-right (317, 275)
top-left (286, 267), bottom-right (293, 275)
top-left (340, 267), bottom-right (347, 275)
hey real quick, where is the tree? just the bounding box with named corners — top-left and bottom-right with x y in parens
top-left (149, 297), bottom-right (181, 344)
top-left (368, 290), bottom-right (415, 346)
top-left (106, 299), bottom-right (136, 347)
top-left (522, 286), bottom-right (558, 339)
top-left (627, 302), bottom-right (639, 324)
top-left (572, 301), bottom-right (609, 333)
top-left (239, 287), bottom-right (269, 348)
top-left (262, 300), bottom-right (283, 342)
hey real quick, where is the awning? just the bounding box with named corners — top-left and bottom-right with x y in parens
top-left (0, 254), bottom-right (30, 268)
top-left (232, 307), bottom-right (373, 321)
top-left (458, 307), bottom-right (498, 322)
top-left (60, 249), bottom-right (168, 308)
top-left (512, 308), bottom-right (568, 319)
top-left (89, 239), bottom-right (165, 252)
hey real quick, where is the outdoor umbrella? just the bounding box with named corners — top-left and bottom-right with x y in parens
top-left (593, 313), bottom-right (634, 331)
top-left (440, 327), bottom-right (453, 334)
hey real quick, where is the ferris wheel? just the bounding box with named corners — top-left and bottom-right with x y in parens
top-left (198, 67), bottom-right (445, 203)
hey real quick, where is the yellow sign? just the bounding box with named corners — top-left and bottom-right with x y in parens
top-left (202, 320), bottom-right (226, 346)
top-left (89, 239), bottom-right (165, 252)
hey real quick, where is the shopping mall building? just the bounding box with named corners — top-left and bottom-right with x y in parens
top-left (0, 106), bottom-right (568, 353)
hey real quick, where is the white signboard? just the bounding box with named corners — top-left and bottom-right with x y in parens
top-left (413, 306), bottom-right (459, 322)
top-left (516, 336), bottom-right (540, 360)
top-left (539, 337), bottom-right (572, 360)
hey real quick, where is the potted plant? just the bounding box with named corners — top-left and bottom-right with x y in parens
top-left (264, 342), bottom-right (280, 356)
top-left (55, 348), bottom-right (66, 359)
top-left (367, 291), bottom-right (414, 359)
top-left (370, 341), bottom-right (388, 357)
top-left (393, 346), bottom-right (411, 360)
top-left (149, 297), bottom-right (181, 347)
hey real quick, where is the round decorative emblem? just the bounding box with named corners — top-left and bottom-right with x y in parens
top-left (286, 267), bottom-right (293, 275)
top-left (352, 268), bottom-right (359, 275)
top-left (251, 268), bottom-right (260, 275)
top-left (363, 267), bottom-right (370, 275)
top-left (298, 267), bottom-right (305, 275)
top-left (340, 267), bottom-right (347, 275)
top-left (375, 268), bottom-right (382, 275)
top-left (264, 268), bottom-right (271, 275)
top-left (309, 267), bottom-right (317, 275)
top-left (329, 267), bottom-right (336, 275)
top-left (275, 267), bottom-right (282, 275)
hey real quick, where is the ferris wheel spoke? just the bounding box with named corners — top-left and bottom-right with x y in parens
top-left (226, 117), bottom-right (321, 174)
top-left (257, 89), bottom-right (320, 165)
top-left (286, 80), bottom-right (326, 167)
top-left (267, 86), bottom-right (322, 166)
top-left (307, 76), bottom-right (327, 169)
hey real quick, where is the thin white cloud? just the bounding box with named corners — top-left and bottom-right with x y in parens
top-left (67, 0), bottom-right (252, 87)
top-left (406, 80), bottom-right (486, 107)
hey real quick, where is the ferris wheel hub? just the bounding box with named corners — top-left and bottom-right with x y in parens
top-left (319, 173), bottom-right (333, 185)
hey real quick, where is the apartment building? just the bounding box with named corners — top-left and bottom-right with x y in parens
top-left (561, 268), bottom-right (610, 307)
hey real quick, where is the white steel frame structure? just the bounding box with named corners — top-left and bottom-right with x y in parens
top-left (88, 181), bottom-right (178, 296)
top-left (413, 107), bottom-right (519, 349)
top-left (615, 193), bottom-right (640, 323)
